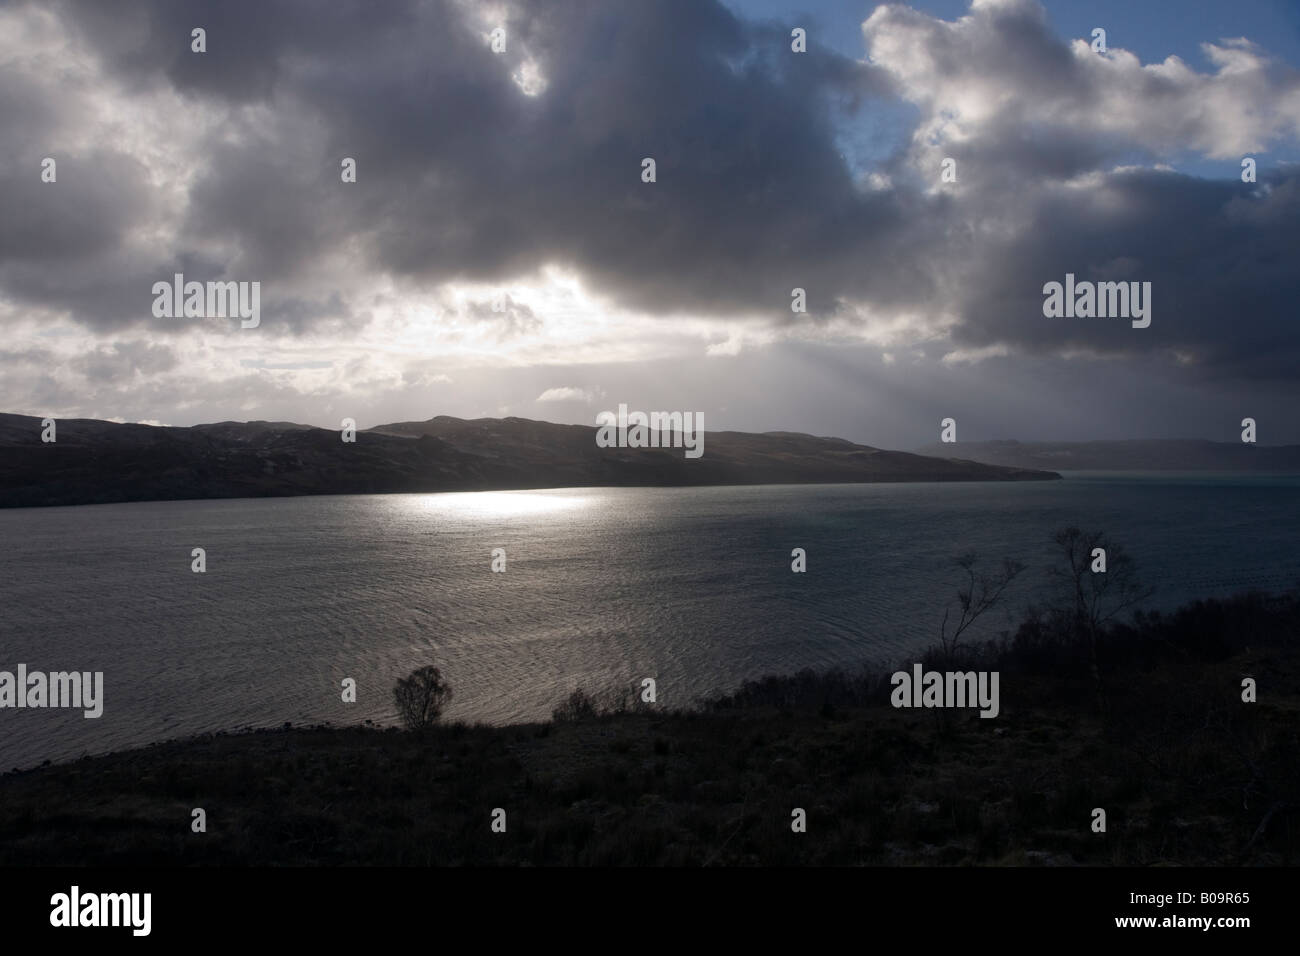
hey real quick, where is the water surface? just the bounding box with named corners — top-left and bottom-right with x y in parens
top-left (2, 473), bottom-right (1297, 770)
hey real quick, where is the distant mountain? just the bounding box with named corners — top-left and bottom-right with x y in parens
top-left (913, 439), bottom-right (1300, 472)
top-left (0, 413), bottom-right (1058, 508)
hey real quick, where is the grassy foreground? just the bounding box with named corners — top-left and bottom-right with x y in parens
top-left (1, 591), bottom-right (1296, 866)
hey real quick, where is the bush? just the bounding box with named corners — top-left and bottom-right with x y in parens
top-left (551, 684), bottom-right (649, 722)
top-left (552, 688), bottom-right (599, 723)
top-left (393, 665), bottom-right (453, 731)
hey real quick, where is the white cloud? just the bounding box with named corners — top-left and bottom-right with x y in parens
top-left (535, 386), bottom-right (598, 403)
top-left (863, 0), bottom-right (1300, 167)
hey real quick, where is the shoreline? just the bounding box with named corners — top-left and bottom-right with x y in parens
top-left (3, 588), bottom-right (1295, 865)
top-left (0, 472), bottom-right (1064, 512)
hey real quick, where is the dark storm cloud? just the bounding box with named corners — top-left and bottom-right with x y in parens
top-left (951, 169), bottom-right (1300, 383)
top-left (0, 152), bottom-right (154, 262)
top-left (0, 56), bottom-right (164, 327)
top-left (55, 0), bottom-right (416, 105)
top-left (0, 0), bottom-right (1297, 385)
top-left (11, 0), bottom-right (907, 322)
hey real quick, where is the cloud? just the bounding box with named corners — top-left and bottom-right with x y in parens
top-left (1, 0), bottom-right (902, 329)
top-left (77, 342), bottom-right (179, 382)
top-left (0, 0), bottom-right (1297, 435)
top-left (852, 0), bottom-right (1300, 381)
top-left (864, 0), bottom-right (1300, 178)
top-left (461, 296), bottom-right (543, 341)
top-left (535, 386), bottom-right (598, 403)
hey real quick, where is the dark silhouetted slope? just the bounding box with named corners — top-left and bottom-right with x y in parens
top-left (0, 413), bottom-right (1058, 508)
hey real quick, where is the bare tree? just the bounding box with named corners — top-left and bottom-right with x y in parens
top-left (939, 552), bottom-right (1026, 664)
top-left (393, 664), bottom-right (453, 731)
top-left (1048, 527), bottom-right (1154, 706)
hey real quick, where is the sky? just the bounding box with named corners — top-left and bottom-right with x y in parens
top-left (1, 0), bottom-right (1298, 448)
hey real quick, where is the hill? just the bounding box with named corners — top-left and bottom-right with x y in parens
top-left (0, 413), bottom-right (1059, 508)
